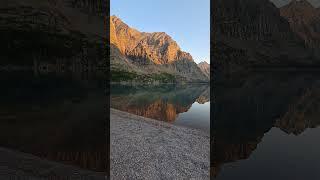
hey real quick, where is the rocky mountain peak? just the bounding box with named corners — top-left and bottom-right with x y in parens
top-left (281, 0), bottom-right (318, 22)
top-left (198, 61), bottom-right (210, 78)
top-left (110, 16), bottom-right (208, 82)
top-left (110, 16), bottom-right (196, 65)
top-left (280, 0), bottom-right (320, 50)
top-left (110, 15), bottom-right (134, 30)
top-left (289, 0), bottom-right (314, 8)
top-left (199, 61), bottom-right (209, 65)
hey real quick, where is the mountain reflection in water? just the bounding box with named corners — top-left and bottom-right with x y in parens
top-left (0, 72), bottom-right (107, 173)
top-left (110, 84), bottom-right (210, 132)
top-left (212, 71), bottom-right (320, 179)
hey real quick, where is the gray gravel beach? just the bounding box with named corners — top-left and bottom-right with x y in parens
top-left (110, 108), bottom-right (210, 180)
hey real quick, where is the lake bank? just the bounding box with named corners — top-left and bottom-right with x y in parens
top-left (110, 81), bottom-right (210, 86)
top-left (110, 108), bottom-right (210, 179)
top-left (0, 147), bottom-right (106, 179)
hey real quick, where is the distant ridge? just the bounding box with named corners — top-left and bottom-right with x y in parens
top-left (280, 0), bottom-right (320, 53)
top-left (110, 16), bottom-right (209, 83)
top-left (270, 0), bottom-right (320, 8)
top-left (198, 61), bottom-right (210, 79)
top-left (213, 0), bottom-right (318, 81)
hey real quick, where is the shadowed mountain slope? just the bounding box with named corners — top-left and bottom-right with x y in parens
top-left (213, 0), bottom-right (319, 82)
top-left (280, 0), bottom-right (320, 57)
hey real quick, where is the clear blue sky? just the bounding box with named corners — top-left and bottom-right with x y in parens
top-left (111, 0), bottom-right (210, 64)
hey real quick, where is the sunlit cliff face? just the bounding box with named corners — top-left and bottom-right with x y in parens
top-left (110, 15), bottom-right (193, 65)
top-left (110, 15), bottom-right (209, 82)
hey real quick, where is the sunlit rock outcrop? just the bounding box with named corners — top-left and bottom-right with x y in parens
top-left (110, 16), bottom-right (209, 83)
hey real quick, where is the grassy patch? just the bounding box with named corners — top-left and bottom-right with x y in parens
top-left (151, 73), bottom-right (176, 83)
top-left (111, 69), bottom-right (176, 83)
top-left (111, 69), bottom-right (139, 81)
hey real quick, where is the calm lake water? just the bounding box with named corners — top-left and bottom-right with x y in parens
top-left (2, 70), bottom-right (320, 179)
top-left (0, 72), bottom-right (108, 173)
top-left (110, 84), bottom-right (210, 133)
top-left (212, 71), bottom-right (320, 179)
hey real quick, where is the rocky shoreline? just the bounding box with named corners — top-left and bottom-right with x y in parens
top-left (110, 108), bottom-right (210, 179)
top-left (0, 147), bottom-right (106, 180)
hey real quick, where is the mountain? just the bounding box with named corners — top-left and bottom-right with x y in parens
top-left (280, 0), bottom-right (320, 56)
top-left (110, 16), bottom-right (209, 83)
top-left (197, 61), bottom-right (210, 79)
top-left (213, 0), bottom-right (317, 82)
top-left (270, 0), bottom-right (320, 8)
top-left (0, 0), bottom-right (106, 71)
